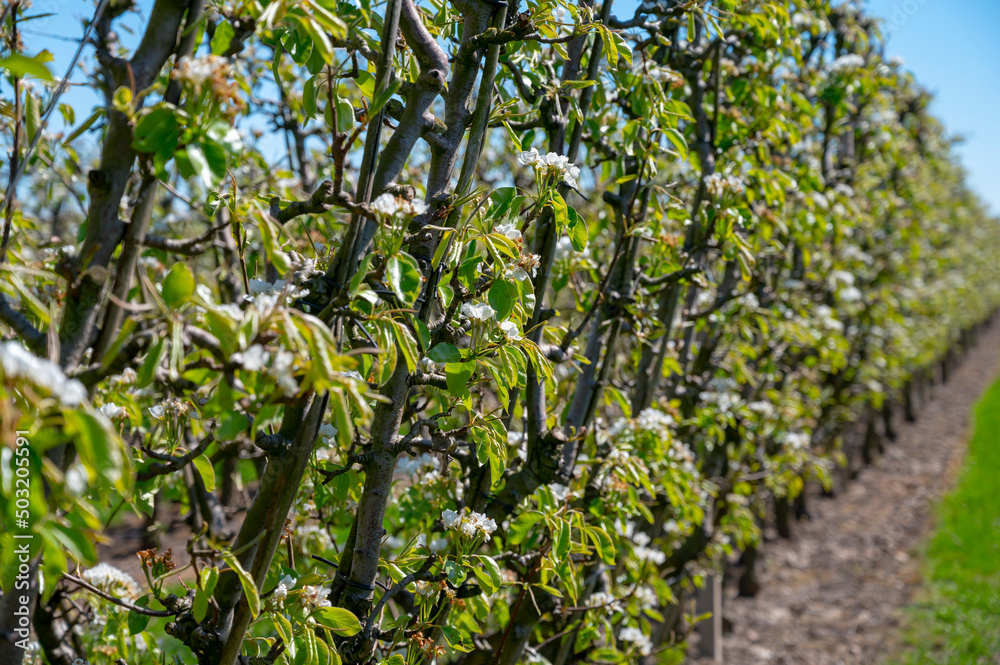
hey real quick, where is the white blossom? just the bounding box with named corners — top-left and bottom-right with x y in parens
top-left (619, 626), bottom-right (653, 656)
top-left (499, 320), bottom-right (522, 341)
top-left (550, 483), bottom-right (569, 502)
top-left (517, 148), bottom-right (541, 166)
top-left (175, 55), bottom-right (231, 90)
top-left (0, 342), bottom-right (88, 407)
top-left (442, 509), bottom-right (461, 528)
top-left (317, 423), bottom-right (338, 447)
top-left (634, 586), bottom-right (657, 607)
top-left (829, 270), bottom-right (855, 287)
top-left (271, 575), bottom-right (294, 606)
top-left (372, 193), bottom-right (429, 218)
top-left (635, 408), bottom-right (674, 434)
top-left (99, 403), bottom-right (123, 419)
top-left (414, 580), bottom-right (438, 597)
top-left (554, 236), bottom-right (575, 261)
top-left (589, 591), bottom-right (621, 614)
top-left (494, 223), bottom-right (522, 241)
top-left (607, 447), bottom-right (630, 466)
top-left (396, 452), bottom-right (440, 476)
top-left (299, 585), bottom-right (332, 610)
top-left (372, 193), bottom-right (401, 217)
top-left (633, 545), bottom-right (667, 565)
top-left (783, 432), bottom-right (810, 450)
top-left (704, 172), bottom-right (745, 197)
top-left (82, 563), bottom-right (140, 601)
top-left (238, 344), bottom-right (270, 372)
top-left (748, 401), bottom-right (775, 418)
top-left (830, 53), bottom-right (865, 74)
top-left (518, 148), bottom-right (581, 188)
top-left (461, 302), bottom-right (496, 322)
top-left (442, 509), bottom-right (497, 541)
top-left (838, 286), bottom-right (863, 302)
top-left (271, 350), bottom-right (299, 396)
top-left (111, 368), bottom-right (138, 386)
top-left (148, 397), bottom-right (191, 421)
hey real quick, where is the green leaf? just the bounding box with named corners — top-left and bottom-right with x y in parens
top-left (586, 526), bottom-right (616, 565)
top-left (133, 105), bottom-right (180, 159)
top-left (63, 108), bottom-right (104, 145)
top-left (192, 454), bottom-right (216, 492)
top-left (138, 338), bottom-right (165, 388)
top-left (201, 139), bottom-right (229, 180)
top-left (65, 411), bottom-right (129, 493)
top-left (488, 280), bottom-right (518, 322)
top-left (201, 566), bottom-right (219, 596)
top-left (440, 626), bottom-right (474, 652)
top-left (368, 79), bottom-right (402, 119)
top-left (663, 127), bottom-right (688, 160)
top-left (211, 21), bottom-right (236, 55)
top-left (217, 412), bottom-right (248, 441)
top-left (303, 0), bottom-right (349, 38)
top-left (390, 320), bottom-right (420, 373)
top-left (428, 343), bottom-right (461, 364)
top-left (312, 607), bottom-right (361, 636)
top-left (469, 565), bottom-right (497, 594)
top-left (220, 552), bottom-right (260, 619)
top-left (567, 206), bottom-right (588, 252)
top-left (48, 523), bottom-right (96, 563)
top-left (600, 26), bottom-right (618, 68)
top-left (508, 511), bottom-right (544, 545)
top-left (179, 144), bottom-right (215, 186)
top-left (193, 589), bottom-right (209, 622)
top-left (24, 92), bottom-right (40, 145)
top-left (112, 86), bottom-right (133, 112)
top-left (489, 187), bottom-right (518, 221)
top-left (554, 521), bottom-right (571, 559)
top-left (303, 74), bottom-right (319, 117)
top-left (612, 30), bottom-right (633, 65)
top-left (445, 559), bottom-right (467, 586)
top-left (386, 252), bottom-right (423, 307)
top-left (445, 362), bottom-right (476, 395)
top-left (162, 264), bottom-right (195, 307)
top-left (128, 596), bottom-right (151, 635)
top-left (336, 97), bottom-right (354, 133)
top-left (0, 53), bottom-right (53, 80)
top-left (475, 555), bottom-right (502, 590)
top-left (549, 191), bottom-right (569, 232)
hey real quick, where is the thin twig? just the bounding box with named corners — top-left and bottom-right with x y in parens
top-left (62, 573), bottom-right (174, 616)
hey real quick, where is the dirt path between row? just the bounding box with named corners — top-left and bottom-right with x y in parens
top-left (717, 323), bottom-right (1000, 665)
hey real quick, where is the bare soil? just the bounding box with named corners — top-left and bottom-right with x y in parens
top-left (716, 323), bottom-right (1000, 665)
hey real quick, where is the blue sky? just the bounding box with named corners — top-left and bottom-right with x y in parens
top-left (11, 0), bottom-right (1000, 214)
top-left (865, 0), bottom-right (1000, 214)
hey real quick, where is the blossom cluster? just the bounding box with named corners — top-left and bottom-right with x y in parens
top-left (174, 55), bottom-right (232, 90)
top-left (0, 341), bottom-right (88, 407)
top-left (619, 626), bottom-right (654, 656)
top-left (704, 172), bottom-right (746, 198)
top-left (148, 397), bottom-right (193, 421)
top-left (461, 302), bottom-right (496, 322)
top-left (372, 193), bottom-right (430, 219)
top-left (81, 564), bottom-right (140, 602)
top-left (233, 343), bottom-right (299, 396)
top-left (829, 53), bottom-right (866, 74)
top-left (518, 148), bottom-right (581, 188)
top-left (442, 509), bottom-right (498, 541)
top-left (299, 584), bottom-right (333, 610)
